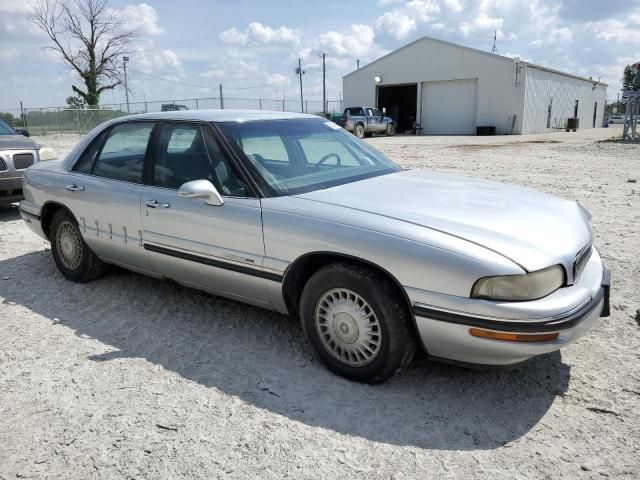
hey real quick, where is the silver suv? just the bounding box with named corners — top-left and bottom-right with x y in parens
top-left (0, 119), bottom-right (40, 205)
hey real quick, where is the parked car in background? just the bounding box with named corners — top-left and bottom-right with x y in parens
top-left (19, 110), bottom-right (609, 383)
top-left (340, 106), bottom-right (396, 138)
top-left (161, 104), bottom-right (189, 112)
top-left (607, 115), bottom-right (625, 124)
top-left (0, 118), bottom-right (42, 205)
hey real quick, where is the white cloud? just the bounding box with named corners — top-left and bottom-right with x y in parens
top-left (118, 3), bottom-right (164, 35)
top-left (442, 0), bottom-right (463, 12)
top-left (406, 0), bottom-right (440, 22)
top-left (0, 0), bottom-right (30, 13)
top-left (376, 0), bottom-right (440, 39)
top-left (376, 11), bottom-right (416, 40)
top-left (316, 24), bottom-right (376, 58)
top-left (586, 18), bottom-right (640, 44)
top-left (219, 22), bottom-right (300, 46)
top-left (0, 45), bottom-right (20, 60)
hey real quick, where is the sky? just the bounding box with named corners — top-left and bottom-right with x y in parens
top-left (1, 0), bottom-right (639, 111)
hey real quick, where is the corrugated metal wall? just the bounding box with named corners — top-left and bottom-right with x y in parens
top-left (522, 66), bottom-right (607, 134)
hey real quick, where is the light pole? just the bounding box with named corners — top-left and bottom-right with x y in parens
top-left (295, 58), bottom-right (305, 113)
top-left (322, 52), bottom-right (327, 116)
top-left (123, 56), bottom-right (130, 113)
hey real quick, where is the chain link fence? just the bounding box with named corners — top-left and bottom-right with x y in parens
top-left (0, 97), bottom-right (344, 136)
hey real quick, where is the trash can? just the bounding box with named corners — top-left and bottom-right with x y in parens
top-left (566, 118), bottom-right (579, 132)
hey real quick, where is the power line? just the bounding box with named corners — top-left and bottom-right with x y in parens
top-left (128, 69), bottom-right (289, 91)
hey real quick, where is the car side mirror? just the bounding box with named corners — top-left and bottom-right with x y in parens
top-left (16, 129), bottom-right (30, 137)
top-left (178, 179), bottom-right (224, 206)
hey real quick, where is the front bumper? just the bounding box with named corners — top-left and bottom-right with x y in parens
top-left (0, 176), bottom-right (24, 203)
top-left (410, 250), bottom-right (610, 366)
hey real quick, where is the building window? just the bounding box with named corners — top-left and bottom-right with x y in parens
top-left (546, 98), bottom-right (553, 129)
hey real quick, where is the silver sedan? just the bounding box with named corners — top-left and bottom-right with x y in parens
top-left (19, 110), bottom-right (610, 383)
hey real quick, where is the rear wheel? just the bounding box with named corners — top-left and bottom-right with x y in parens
top-left (386, 123), bottom-right (396, 136)
top-left (354, 124), bottom-right (365, 139)
top-left (299, 263), bottom-right (416, 383)
top-left (50, 209), bottom-right (107, 282)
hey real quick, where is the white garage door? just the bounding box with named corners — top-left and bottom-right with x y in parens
top-left (421, 79), bottom-right (478, 134)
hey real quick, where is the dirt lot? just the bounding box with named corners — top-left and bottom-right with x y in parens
top-left (1, 127), bottom-right (639, 479)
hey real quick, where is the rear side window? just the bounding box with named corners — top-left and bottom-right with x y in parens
top-left (74, 130), bottom-right (108, 174)
top-left (91, 123), bottom-right (153, 183)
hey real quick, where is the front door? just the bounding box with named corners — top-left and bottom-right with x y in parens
top-left (63, 122), bottom-right (154, 272)
top-left (140, 122), bottom-right (268, 306)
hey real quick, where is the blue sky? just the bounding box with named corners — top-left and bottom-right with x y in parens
top-left (0, 0), bottom-right (638, 110)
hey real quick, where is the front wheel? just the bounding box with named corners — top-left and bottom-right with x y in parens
top-left (50, 209), bottom-right (107, 282)
top-left (299, 263), bottom-right (417, 383)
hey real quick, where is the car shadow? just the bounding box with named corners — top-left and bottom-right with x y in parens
top-left (0, 251), bottom-right (570, 450)
top-left (0, 204), bottom-right (20, 221)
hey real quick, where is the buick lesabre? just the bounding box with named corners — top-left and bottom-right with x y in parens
top-left (19, 110), bottom-right (610, 383)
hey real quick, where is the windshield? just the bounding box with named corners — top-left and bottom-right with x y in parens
top-left (0, 119), bottom-right (18, 135)
top-left (218, 118), bottom-right (402, 196)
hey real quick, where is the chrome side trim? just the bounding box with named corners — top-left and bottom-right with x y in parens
top-left (143, 242), bottom-right (283, 283)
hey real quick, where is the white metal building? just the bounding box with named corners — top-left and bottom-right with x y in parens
top-left (343, 36), bottom-right (607, 135)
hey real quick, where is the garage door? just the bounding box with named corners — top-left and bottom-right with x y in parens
top-left (421, 79), bottom-right (477, 134)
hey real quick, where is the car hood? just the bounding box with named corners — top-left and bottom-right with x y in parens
top-left (295, 170), bottom-right (592, 272)
top-left (0, 134), bottom-right (39, 150)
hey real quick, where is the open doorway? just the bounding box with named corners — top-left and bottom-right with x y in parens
top-left (377, 84), bottom-right (417, 133)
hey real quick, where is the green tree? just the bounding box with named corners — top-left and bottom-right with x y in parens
top-left (66, 95), bottom-right (86, 109)
top-left (31, 0), bottom-right (136, 107)
top-left (0, 112), bottom-right (18, 127)
top-left (622, 63), bottom-right (640, 92)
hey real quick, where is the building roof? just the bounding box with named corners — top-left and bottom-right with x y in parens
top-left (344, 35), bottom-right (607, 86)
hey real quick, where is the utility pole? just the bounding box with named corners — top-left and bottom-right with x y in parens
top-left (322, 53), bottom-right (327, 116)
top-left (219, 84), bottom-right (224, 109)
top-left (123, 56), bottom-right (130, 113)
top-left (295, 58), bottom-right (305, 113)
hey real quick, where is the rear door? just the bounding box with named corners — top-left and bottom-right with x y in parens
top-left (140, 122), bottom-right (269, 306)
top-left (63, 121), bottom-right (154, 272)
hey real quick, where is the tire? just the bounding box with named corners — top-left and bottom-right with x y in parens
top-left (50, 209), bottom-right (107, 282)
top-left (299, 262), bottom-right (417, 383)
top-left (386, 123), bottom-right (396, 136)
top-left (354, 123), bottom-right (365, 139)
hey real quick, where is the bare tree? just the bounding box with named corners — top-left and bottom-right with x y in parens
top-left (32, 0), bottom-right (136, 107)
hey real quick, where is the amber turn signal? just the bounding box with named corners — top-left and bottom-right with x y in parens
top-left (469, 328), bottom-right (559, 342)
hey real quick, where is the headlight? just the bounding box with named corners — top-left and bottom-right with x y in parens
top-left (38, 147), bottom-right (58, 161)
top-left (471, 265), bottom-right (565, 301)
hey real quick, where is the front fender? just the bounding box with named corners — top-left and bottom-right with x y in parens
top-left (261, 197), bottom-right (524, 299)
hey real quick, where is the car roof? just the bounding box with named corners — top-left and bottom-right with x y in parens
top-left (117, 109), bottom-right (319, 123)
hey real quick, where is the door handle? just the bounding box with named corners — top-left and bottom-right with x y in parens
top-left (145, 199), bottom-right (170, 209)
top-left (65, 184), bottom-right (85, 192)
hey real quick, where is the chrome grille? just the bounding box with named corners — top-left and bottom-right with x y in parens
top-left (0, 157), bottom-right (6, 171)
top-left (574, 245), bottom-right (592, 282)
top-left (13, 153), bottom-right (34, 170)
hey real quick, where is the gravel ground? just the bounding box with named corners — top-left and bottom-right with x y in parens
top-left (1, 127), bottom-right (638, 479)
